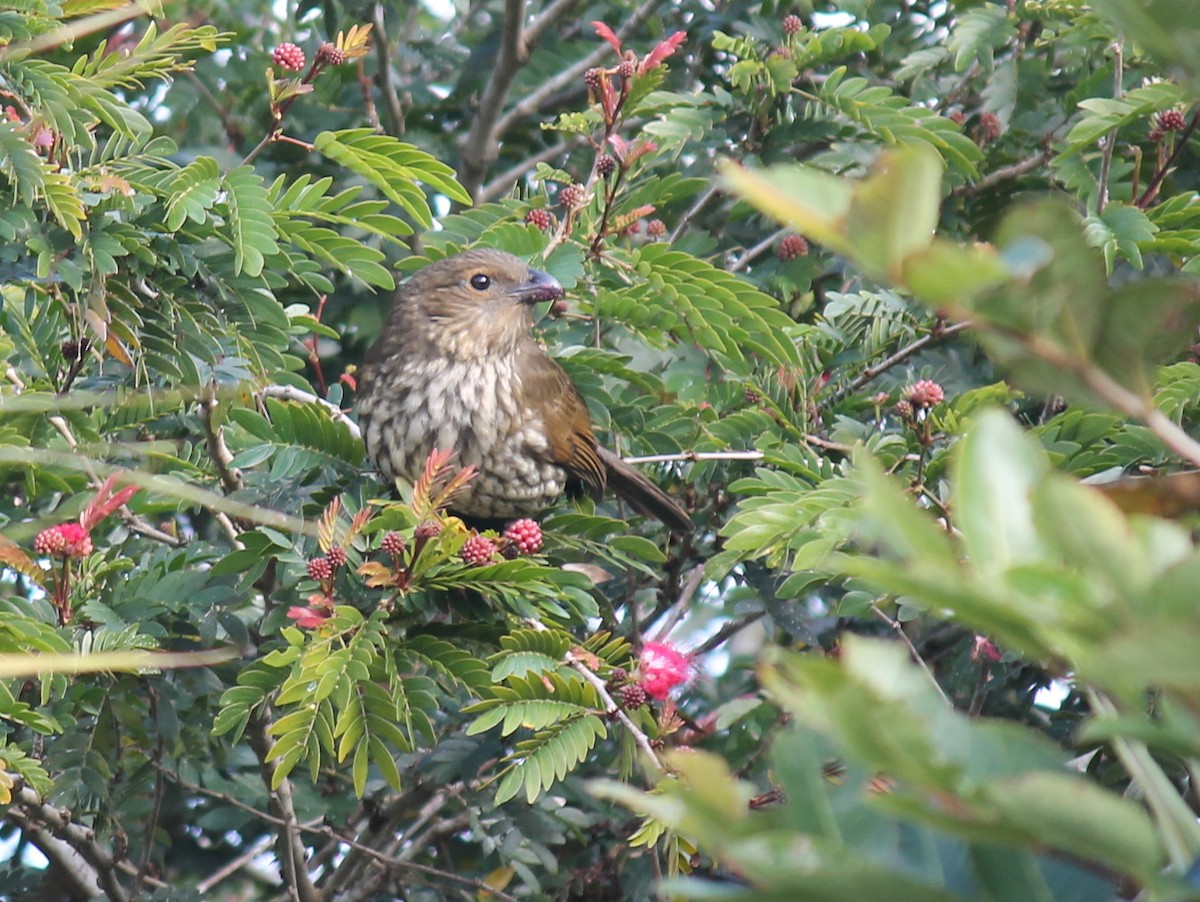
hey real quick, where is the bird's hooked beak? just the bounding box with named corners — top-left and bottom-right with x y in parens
top-left (510, 268), bottom-right (564, 306)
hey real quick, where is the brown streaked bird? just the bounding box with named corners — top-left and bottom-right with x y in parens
top-left (357, 249), bottom-right (693, 533)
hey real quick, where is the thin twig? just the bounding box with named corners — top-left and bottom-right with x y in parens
top-left (201, 385), bottom-right (244, 494)
top-left (477, 137), bottom-right (578, 203)
top-left (819, 320), bottom-right (972, 409)
top-left (669, 182), bottom-right (719, 244)
top-left (184, 70), bottom-right (244, 148)
top-left (524, 0), bottom-right (579, 47)
top-left (195, 833), bottom-right (275, 894)
top-left (260, 384), bottom-right (361, 439)
top-left (871, 602), bottom-right (953, 708)
top-left (650, 564), bottom-right (704, 641)
top-left (373, 2), bottom-right (406, 135)
top-left (134, 684), bottom-right (166, 897)
top-left (525, 618), bottom-right (663, 767)
top-left (950, 151), bottom-right (1048, 196)
top-left (621, 450), bottom-right (765, 465)
top-left (1136, 108), bottom-right (1200, 208)
top-left (730, 227), bottom-right (788, 273)
top-left (694, 610), bottom-right (767, 655)
top-left (13, 786), bottom-right (129, 901)
top-left (1097, 40), bottom-right (1123, 215)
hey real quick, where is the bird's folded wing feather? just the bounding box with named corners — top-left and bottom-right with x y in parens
top-left (519, 351), bottom-right (606, 493)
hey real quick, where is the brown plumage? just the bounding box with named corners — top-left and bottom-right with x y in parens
top-left (356, 249), bottom-right (693, 533)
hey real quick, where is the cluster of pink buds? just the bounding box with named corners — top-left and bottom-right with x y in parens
top-left (31, 476), bottom-right (138, 625)
top-left (584, 22), bottom-right (686, 129)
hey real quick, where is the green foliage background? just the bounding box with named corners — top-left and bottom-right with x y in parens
top-left (3, 0), bottom-right (1200, 899)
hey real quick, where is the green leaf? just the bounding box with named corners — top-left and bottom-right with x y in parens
top-left (164, 156), bottom-right (220, 231)
top-left (314, 129), bottom-right (470, 227)
top-left (222, 165), bottom-right (279, 277)
top-left (721, 145), bottom-right (945, 283)
top-left (953, 409), bottom-right (1049, 577)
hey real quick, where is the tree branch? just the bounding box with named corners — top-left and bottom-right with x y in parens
top-left (669, 182), bottom-right (719, 244)
top-left (524, 0), bottom-right (578, 47)
top-left (201, 385), bottom-right (244, 494)
top-left (261, 384), bottom-right (361, 440)
top-left (12, 786), bottom-right (129, 901)
top-left (694, 610), bottom-right (767, 655)
top-left (872, 602), bottom-right (953, 708)
top-left (5, 810), bottom-right (99, 898)
top-left (248, 713), bottom-right (320, 902)
top-left (522, 617), bottom-right (664, 766)
top-left (818, 320), bottom-right (972, 409)
top-left (477, 137), bottom-right (577, 203)
top-left (951, 151), bottom-right (1049, 196)
top-left (460, 0), bottom-right (530, 199)
top-left (730, 227), bottom-right (788, 273)
top-left (1136, 109), bottom-right (1200, 209)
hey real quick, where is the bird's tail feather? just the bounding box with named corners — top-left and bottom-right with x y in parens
top-left (596, 446), bottom-right (693, 534)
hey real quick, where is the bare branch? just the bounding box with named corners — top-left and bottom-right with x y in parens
top-left (477, 137), bottom-right (578, 203)
top-left (694, 610), bottom-right (768, 655)
top-left (5, 810), bottom-right (101, 899)
top-left (373, 2), bottom-right (409, 135)
top-left (872, 602), bottom-right (954, 708)
top-left (1097, 39), bottom-right (1123, 215)
top-left (621, 449), bottom-right (764, 465)
top-left (460, 0), bottom-right (530, 199)
top-left (730, 227), bottom-right (788, 273)
top-left (201, 385), bottom-right (244, 494)
top-left (260, 383), bottom-right (361, 440)
top-left (196, 834), bottom-right (276, 894)
top-left (491, 0), bottom-right (663, 140)
top-left (1136, 109), bottom-right (1200, 208)
top-left (818, 320), bottom-right (972, 409)
top-left (650, 564), bottom-right (705, 641)
top-left (952, 150), bottom-right (1049, 197)
top-left (524, 0), bottom-right (578, 47)
top-left (12, 786), bottom-right (129, 901)
top-left (522, 617), bottom-right (664, 766)
top-left (248, 713), bottom-right (320, 902)
top-left (669, 182), bottom-right (720, 244)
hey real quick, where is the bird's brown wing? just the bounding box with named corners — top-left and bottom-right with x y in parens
top-left (518, 350), bottom-right (607, 495)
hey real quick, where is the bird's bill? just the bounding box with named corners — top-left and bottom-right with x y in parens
top-left (510, 267), bottom-right (564, 305)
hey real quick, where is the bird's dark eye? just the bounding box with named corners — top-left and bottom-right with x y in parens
top-left (469, 273), bottom-right (491, 291)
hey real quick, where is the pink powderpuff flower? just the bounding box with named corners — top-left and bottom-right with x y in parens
top-left (637, 641), bottom-right (691, 700)
top-left (33, 523), bottom-right (93, 558)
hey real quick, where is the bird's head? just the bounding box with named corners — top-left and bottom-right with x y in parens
top-left (397, 249), bottom-right (564, 359)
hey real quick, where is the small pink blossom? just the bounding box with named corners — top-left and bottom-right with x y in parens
top-left (637, 641), bottom-right (691, 700)
top-left (33, 523), bottom-right (92, 558)
top-left (904, 379), bottom-right (944, 408)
